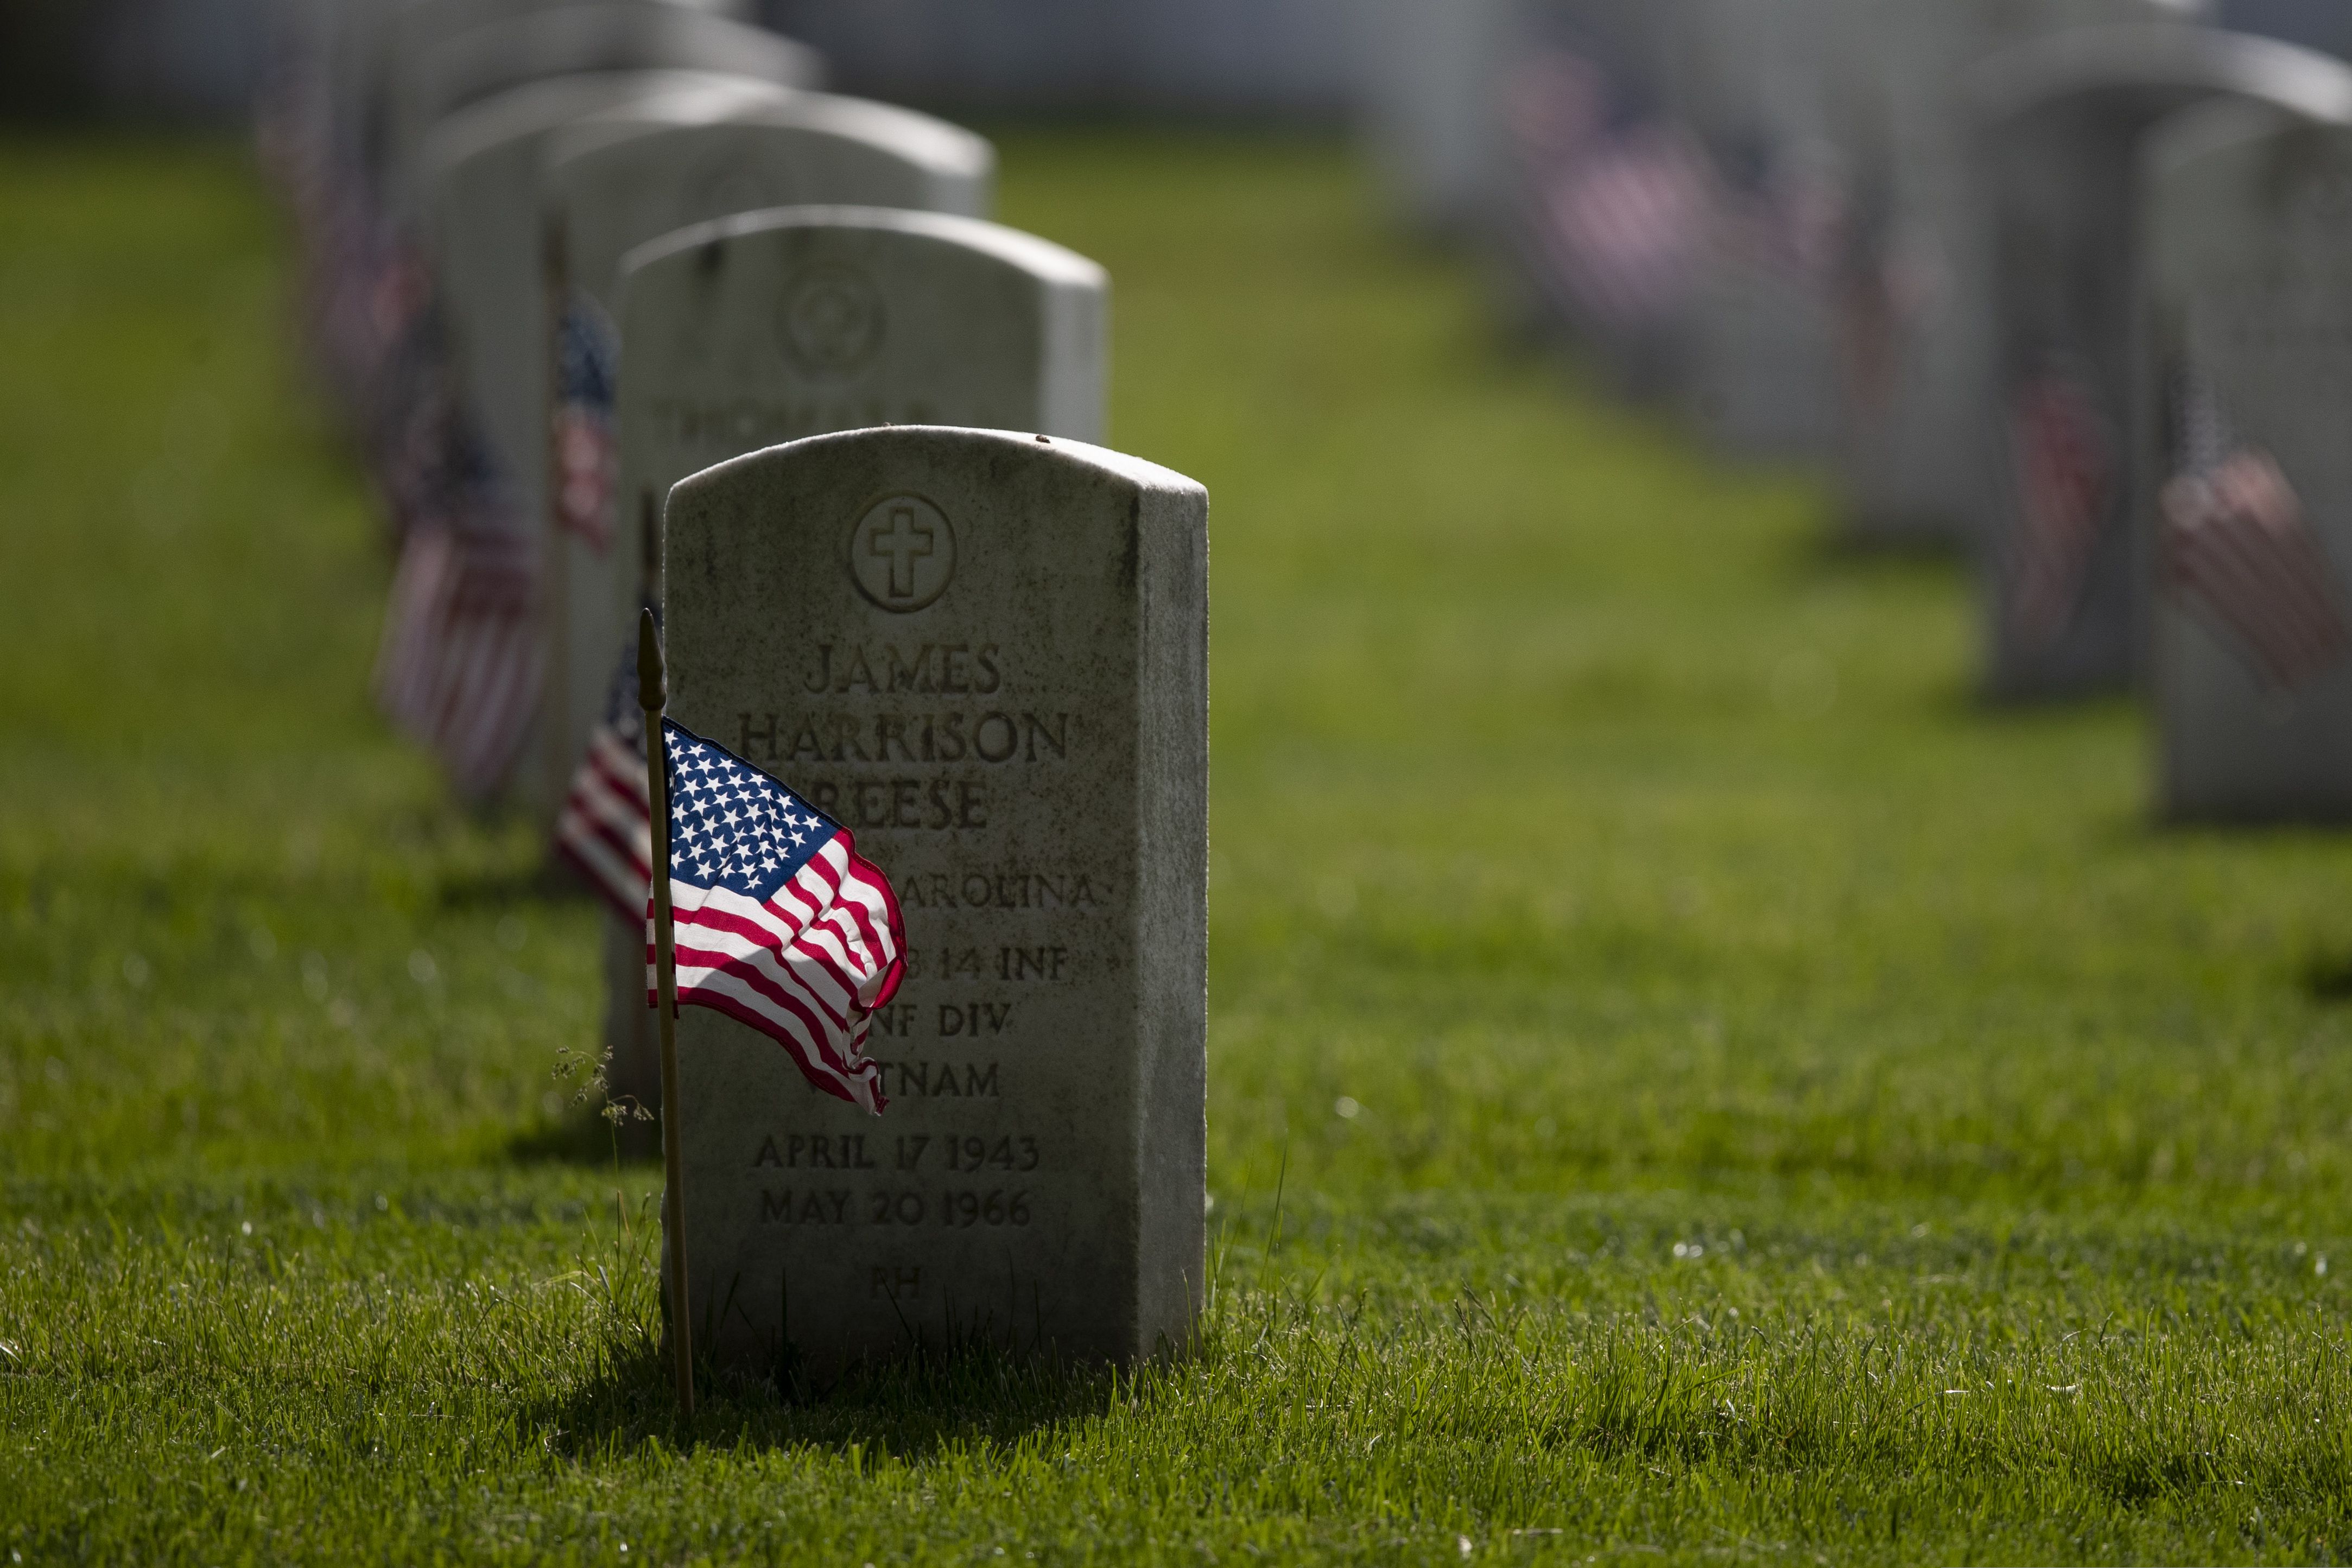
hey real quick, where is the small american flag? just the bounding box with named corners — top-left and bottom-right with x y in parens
top-left (2160, 374), bottom-right (2348, 691)
top-left (371, 396), bottom-right (543, 801)
top-left (1544, 129), bottom-right (1710, 332)
top-left (2008, 367), bottom-right (2113, 650)
top-left (1504, 49), bottom-right (1708, 337)
top-left (553, 630), bottom-right (654, 920)
top-left (551, 295), bottom-right (618, 552)
top-left (650, 720), bottom-right (905, 1115)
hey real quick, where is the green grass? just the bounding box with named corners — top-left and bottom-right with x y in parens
top-left (2, 130), bottom-right (2348, 1564)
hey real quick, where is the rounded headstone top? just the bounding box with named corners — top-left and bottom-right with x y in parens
top-left (550, 87), bottom-right (996, 193)
top-left (673, 426), bottom-right (1206, 518)
top-left (1970, 22), bottom-right (2352, 127)
top-left (397, 5), bottom-right (821, 185)
top-left (417, 67), bottom-right (770, 195)
top-left (420, 4), bottom-right (821, 115)
top-left (619, 205), bottom-right (1102, 298)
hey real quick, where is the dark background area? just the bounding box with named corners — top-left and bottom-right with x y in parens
top-left (20, 0), bottom-right (2337, 129)
top-left (0, 0), bottom-right (1358, 124)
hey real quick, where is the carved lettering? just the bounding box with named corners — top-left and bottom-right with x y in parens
top-left (796, 644), bottom-right (1006, 697)
top-left (998, 945), bottom-right (1071, 981)
top-left (756, 1134), bottom-right (883, 1170)
top-left (732, 708), bottom-right (1069, 770)
top-left (757, 1188), bottom-right (855, 1224)
top-left (938, 1001), bottom-right (1014, 1037)
top-left (798, 776), bottom-right (990, 831)
top-left (870, 1265), bottom-right (922, 1299)
top-left (897, 871), bottom-right (1112, 910)
top-left (877, 1059), bottom-right (1003, 1099)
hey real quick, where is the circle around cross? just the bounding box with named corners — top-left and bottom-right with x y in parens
top-left (848, 493), bottom-right (956, 612)
top-left (776, 264), bottom-right (886, 379)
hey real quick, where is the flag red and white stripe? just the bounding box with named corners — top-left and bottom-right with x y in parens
top-left (551, 296), bottom-right (618, 551)
top-left (2162, 449), bottom-right (2349, 691)
top-left (374, 524), bottom-right (542, 801)
top-left (1504, 49), bottom-right (1709, 338)
top-left (553, 699), bottom-right (652, 920)
top-left (2009, 369), bottom-right (2113, 650)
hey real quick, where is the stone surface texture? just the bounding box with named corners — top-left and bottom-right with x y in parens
top-left (660, 425), bottom-right (1207, 1380)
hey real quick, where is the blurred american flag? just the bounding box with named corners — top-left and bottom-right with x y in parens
top-left (2007, 366), bottom-right (2113, 651)
top-left (2160, 373), bottom-right (2348, 691)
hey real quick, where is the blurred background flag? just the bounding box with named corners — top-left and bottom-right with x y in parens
top-left (372, 509), bottom-right (542, 801)
top-left (2007, 364), bottom-right (2114, 651)
top-left (2161, 376), bottom-right (2350, 691)
top-left (648, 719), bottom-right (904, 1115)
top-left (551, 296), bottom-right (619, 551)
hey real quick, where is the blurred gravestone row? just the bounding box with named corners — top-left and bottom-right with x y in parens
top-left (256, 0), bottom-right (1207, 1378)
top-left (1356, 0), bottom-right (2352, 820)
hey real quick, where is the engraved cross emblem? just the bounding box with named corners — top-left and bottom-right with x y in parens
top-left (870, 505), bottom-right (934, 599)
top-left (848, 492), bottom-right (955, 612)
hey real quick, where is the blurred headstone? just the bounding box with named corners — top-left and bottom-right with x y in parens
top-left (1970, 22), bottom-right (2352, 698)
top-left (1830, 0), bottom-right (2209, 545)
top-left (1666, 0), bottom-right (1848, 460)
top-left (413, 70), bottom-right (794, 803)
top-left (597, 210), bottom-right (1107, 1115)
top-left (661, 424), bottom-right (1206, 1382)
top-left (2144, 105), bottom-right (2352, 817)
top-left (1354, 0), bottom-right (1514, 236)
top-left (390, 2), bottom-right (819, 199)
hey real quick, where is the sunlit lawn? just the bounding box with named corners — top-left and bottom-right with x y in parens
top-left (2, 130), bottom-right (2347, 1563)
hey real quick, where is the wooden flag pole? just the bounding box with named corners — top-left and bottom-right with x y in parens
top-left (638, 607), bottom-right (694, 1421)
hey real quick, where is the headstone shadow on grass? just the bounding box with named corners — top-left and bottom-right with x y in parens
top-left (1780, 526), bottom-right (1971, 582)
top-left (2295, 949), bottom-right (2352, 1002)
top-left (529, 1313), bottom-right (1134, 1457)
top-left (503, 1101), bottom-right (655, 1166)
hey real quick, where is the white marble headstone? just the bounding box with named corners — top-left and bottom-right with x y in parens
top-left (1353, 0), bottom-right (1514, 236)
top-left (596, 208), bottom-right (1104, 1113)
top-left (2144, 105), bottom-right (2352, 817)
top-left (1969, 22), bottom-right (2352, 698)
top-left (1665, 0), bottom-right (1847, 460)
top-left (661, 424), bottom-right (1206, 1381)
